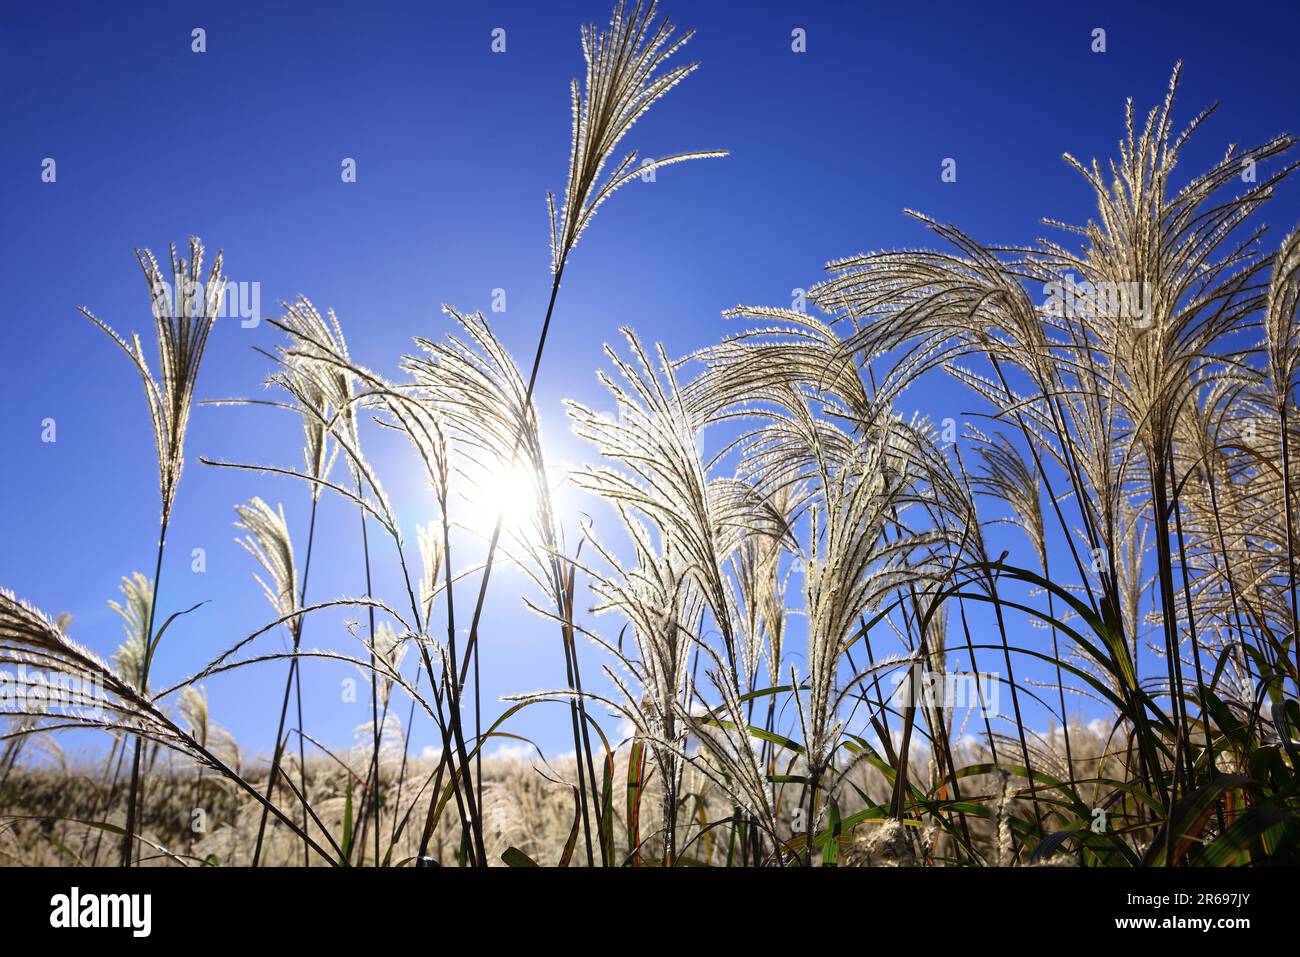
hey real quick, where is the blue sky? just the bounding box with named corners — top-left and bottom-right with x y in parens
top-left (2, 0), bottom-right (1298, 762)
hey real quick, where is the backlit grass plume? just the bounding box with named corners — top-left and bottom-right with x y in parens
top-left (79, 238), bottom-right (225, 526)
top-left (234, 498), bottom-right (299, 627)
top-left (549, 0), bottom-right (725, 273)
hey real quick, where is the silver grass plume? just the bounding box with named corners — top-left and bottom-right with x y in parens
top-left (1044, 65), bottom-right (1294, 473)
top-left (676, 642), bottom-right (781, 846)
top-left (416, 520), bottom-right (445, 623)
top-left (549, 0), bottom-right (726, 273)
top-left (568, 330), bottom-right (765, 682)
top-left (763, 409), bottom-right (946, 776)
top-left (1264, 229), bottom-right (1300, 409)
top-left (79, 238), bottom-right (225, 523)
top-left (233, 498), bottom-right (299, 630)
top-left (246, 303), bottom-right (400, 541)
top-left (109, 572), bottom-right (153, 693)
top-left (179, 684), bottom-right (210, 750)
top-left (363, 622), bottom-right (409, 709)
top-left (531, 510), bottom-right (701, 860)
top-left (270, 297), bottom-right (353, 498)
top-left (969, 428), bottom-right (1046, 567)
top-left (584, 516), bottom-right (700, 762)
top-left (729, 484), bottom-right (796, 689)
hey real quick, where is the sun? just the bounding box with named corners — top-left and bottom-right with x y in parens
top-left (462, 457), bottom-right (547, 544)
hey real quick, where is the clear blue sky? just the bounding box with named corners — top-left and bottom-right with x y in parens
top-left (2, 0), bottom-right (1298, 761)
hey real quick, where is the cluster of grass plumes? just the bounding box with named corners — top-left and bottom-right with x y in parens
top-left (0, 747), bottom-right (565, 867)
top-left (3, 4), bottom-right (1300, 867)
top-left (0, 723), bottom-right (1125, 867)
